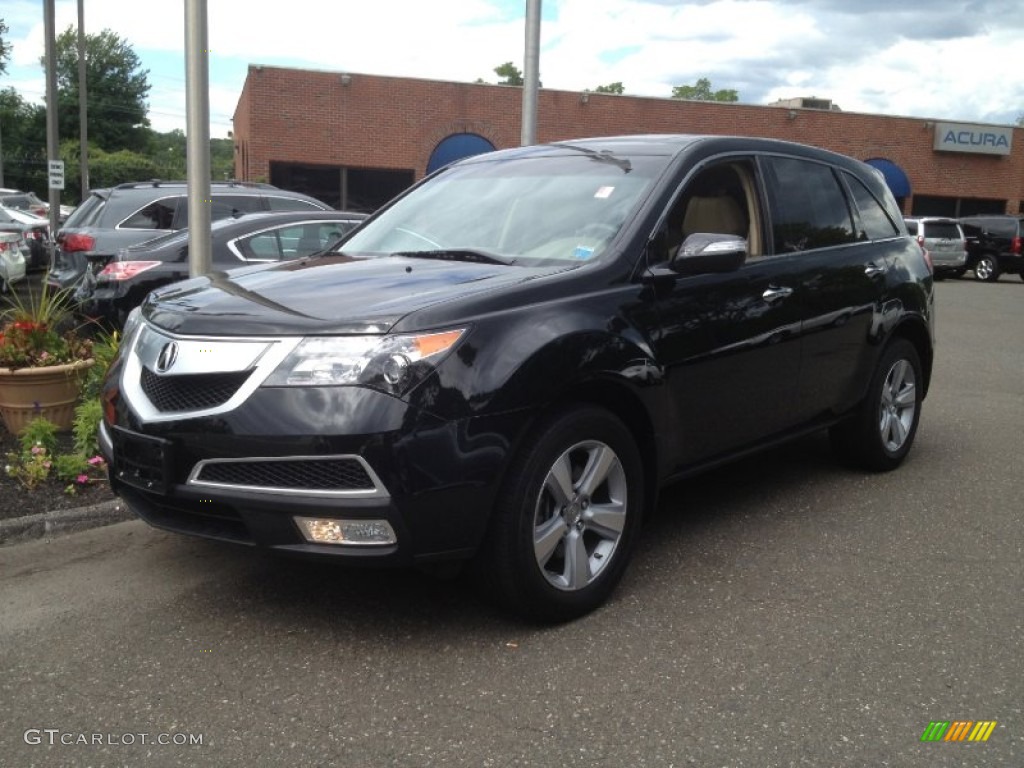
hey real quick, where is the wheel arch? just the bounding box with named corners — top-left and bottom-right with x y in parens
top-left (888, 317), bottom-right (933, 398)
top-left (538, 377), bottom-right (661, 515)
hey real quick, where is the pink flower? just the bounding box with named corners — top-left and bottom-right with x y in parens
top-left (76, 474), bottom-right (89, 484)
top-left (31, 445), bottom-right (44, 455)
top-left (87, 456), bottom-right (106, 466)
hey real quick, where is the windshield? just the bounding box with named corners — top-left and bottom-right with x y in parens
top-left (340, 153), bottom-right (664, 265)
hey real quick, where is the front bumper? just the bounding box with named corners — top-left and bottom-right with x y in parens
top-left (100, 385), bottom-right (523, 566)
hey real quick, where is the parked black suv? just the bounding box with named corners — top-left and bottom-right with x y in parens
top-left (958, 214), bottom-right (1024, 281)
top-left (99, 135), bottom-right (934, 621)
top-left (48, 181), bottom-right (331, 291)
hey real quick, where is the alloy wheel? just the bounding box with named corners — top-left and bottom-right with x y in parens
top-left (532, 439), bottom-right (627, 591)
top-left (975, 258), bottom-right (996, 281)
top-left (878, 359), bottom-right (917, 452)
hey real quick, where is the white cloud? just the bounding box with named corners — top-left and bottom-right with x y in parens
top-left (3, 0), bottom-right (1021, 136)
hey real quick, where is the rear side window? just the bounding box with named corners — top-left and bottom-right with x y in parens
top-left (844, 173), bottom-right (899, 240)
top-left (904, 220), bottom-right (919, 236)
top-left (121, 198), bottom-right (178, 229)
top-left (266, 196), bottom-right (327, 212)
top-left (763, 157), bottom-right (857, 252)
top-left (234, 221), bottom-right (358, 261)
top-left (176, 195), bottom-right (263, 228)
top-left (986, 220), bottom-right (1016, 238)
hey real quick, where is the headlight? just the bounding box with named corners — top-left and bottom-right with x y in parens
top-left (120, 306), bottom-right (144, 350)
top-left (264, 328), bottom-right (465, 394)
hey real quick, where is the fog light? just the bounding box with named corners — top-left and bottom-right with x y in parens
top-left (295, 517), bottom-right (397, 546)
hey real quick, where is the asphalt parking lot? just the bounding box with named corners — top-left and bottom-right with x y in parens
top-left (0, 277), bottom-right (1021, 767)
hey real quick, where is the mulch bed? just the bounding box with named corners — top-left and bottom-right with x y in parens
top-left (0, 426), bottom-right (118, 522)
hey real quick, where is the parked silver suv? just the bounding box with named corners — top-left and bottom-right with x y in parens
top-left (47, 180), bottom-right (331, 291)
top-left (903, 217), bottom-right (966, 279)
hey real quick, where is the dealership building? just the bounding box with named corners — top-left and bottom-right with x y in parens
top-left (232, 66), bottom-right (1021, 217)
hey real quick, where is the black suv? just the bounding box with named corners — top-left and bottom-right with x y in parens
top-left (47, 181), bottom-right (330, 291)
top-left (99, 135), bottom-right (934, 621)
top-left (958, 214), bottom-right (1024, 282)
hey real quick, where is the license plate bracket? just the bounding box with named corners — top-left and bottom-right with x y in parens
top-left (111, 426), bottom-right (173, 494)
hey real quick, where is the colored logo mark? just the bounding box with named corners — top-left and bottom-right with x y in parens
top-left (921, 721), bottom-right (997, 742)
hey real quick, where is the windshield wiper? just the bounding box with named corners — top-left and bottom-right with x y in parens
top-left (392, 249), bottom-right (517, 266)
top-left (550, 143), bottom-right (632, 173)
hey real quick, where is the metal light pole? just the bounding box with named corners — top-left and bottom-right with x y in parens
top-left (521, 0), bottom-right (541, 146)
top-left (43, 0), bottom-right (61, 239)
top-left (185, 0), bottom-right (212, 277)
top-left (77, 0), bottom-right (89, 197)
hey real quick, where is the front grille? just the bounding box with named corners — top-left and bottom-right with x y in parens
top-left (141, 367), bottom-right (252, 412)
top-left (192, 458), bottom-right (376, 493)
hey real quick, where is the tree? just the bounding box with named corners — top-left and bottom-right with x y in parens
top-left (493, 62), bottom-right (524, 86)
top-left (1, 17), bottom-right (11, 75)
top-left (593, 82), bottom-right (625, 94)
top-left (0, 88), bottom-right (47, 192)
top-left (46, 26), bottom-right (151, 154)
top-left (671, 78), bottom-right (738, 102)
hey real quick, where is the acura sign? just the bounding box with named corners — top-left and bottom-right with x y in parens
top-left (934, 121), bottom-right (1012, 156)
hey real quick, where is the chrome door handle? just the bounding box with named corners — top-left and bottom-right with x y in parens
top-left (762, 286), bottom-right (793, 303)
top-left (865, 262), bottom-right (887, 278)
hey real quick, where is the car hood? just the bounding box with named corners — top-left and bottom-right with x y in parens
top-left (143, 254), bottom-right (573, 336)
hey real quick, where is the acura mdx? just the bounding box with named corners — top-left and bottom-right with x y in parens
top-left (99, 135), bottom-right (935, 621)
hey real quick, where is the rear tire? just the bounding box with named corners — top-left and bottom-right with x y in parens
top-left (830, 338), bottom-right (922, 472)
top-left (475, 406), bottom-right (644, 622)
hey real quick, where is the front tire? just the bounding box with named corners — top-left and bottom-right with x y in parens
top-left (830, 338), bottom-right (922, 472)
top-left (973, 254), bottom-right (1000, 282)
top-left (477, 406), bottom-right (644, 622)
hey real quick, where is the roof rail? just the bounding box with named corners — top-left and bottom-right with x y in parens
top-left (112, 179), bottom-right (278, 190)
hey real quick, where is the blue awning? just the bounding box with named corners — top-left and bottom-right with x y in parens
top-left (864, 158), bottom-right (911, 198)
top-left (427, 134), bottom-right (496, 174)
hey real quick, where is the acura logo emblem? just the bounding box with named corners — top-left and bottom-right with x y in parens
top-left (156, 341), bottom-right (179, 373)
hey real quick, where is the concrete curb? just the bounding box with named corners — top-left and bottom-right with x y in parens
top-left (0, 499), bottom-right (134, 546)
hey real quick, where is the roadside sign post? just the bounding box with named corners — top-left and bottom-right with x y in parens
top-left (48, 160), bottom-right (65, 191)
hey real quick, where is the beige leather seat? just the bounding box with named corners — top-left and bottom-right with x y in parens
top-left (682, 195), bottom-right (747, 238)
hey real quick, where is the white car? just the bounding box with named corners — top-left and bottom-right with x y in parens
top-left (0, 231), bottom-right (28, 293)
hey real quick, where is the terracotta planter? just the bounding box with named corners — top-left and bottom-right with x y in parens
top-left (0, 359), bottom-right (95, 434)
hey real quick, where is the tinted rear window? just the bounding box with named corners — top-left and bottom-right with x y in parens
top-left (62, 192), bottom-right (107, 228)
top-left (923, 221), bottom-right (962, 240)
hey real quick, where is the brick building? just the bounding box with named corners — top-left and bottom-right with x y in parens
top-left (233, 65), bottom-right (1022, 217)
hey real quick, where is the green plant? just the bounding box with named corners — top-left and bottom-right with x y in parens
top-left (0, 282), bottom-right (94, 370)
top-left (4, 418), bottom-right (60, 490)
top-left (72, 398), bottom-right (103, 457)
top-left (19, 417), bottom-right (59, 457)
top-left (72, 330), bottom-right (120, 457)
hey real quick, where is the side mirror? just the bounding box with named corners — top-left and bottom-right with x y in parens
top-left (672, 233), bottom-right (746, 275)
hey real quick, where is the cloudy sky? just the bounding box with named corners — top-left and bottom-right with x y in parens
top-left (3, 0), bottom-right (1022, 138)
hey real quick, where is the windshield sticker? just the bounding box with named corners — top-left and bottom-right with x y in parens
top-left (573, 246), bottom-right (595, 260)
top-left (594, 186), bottom-right (615, 199)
